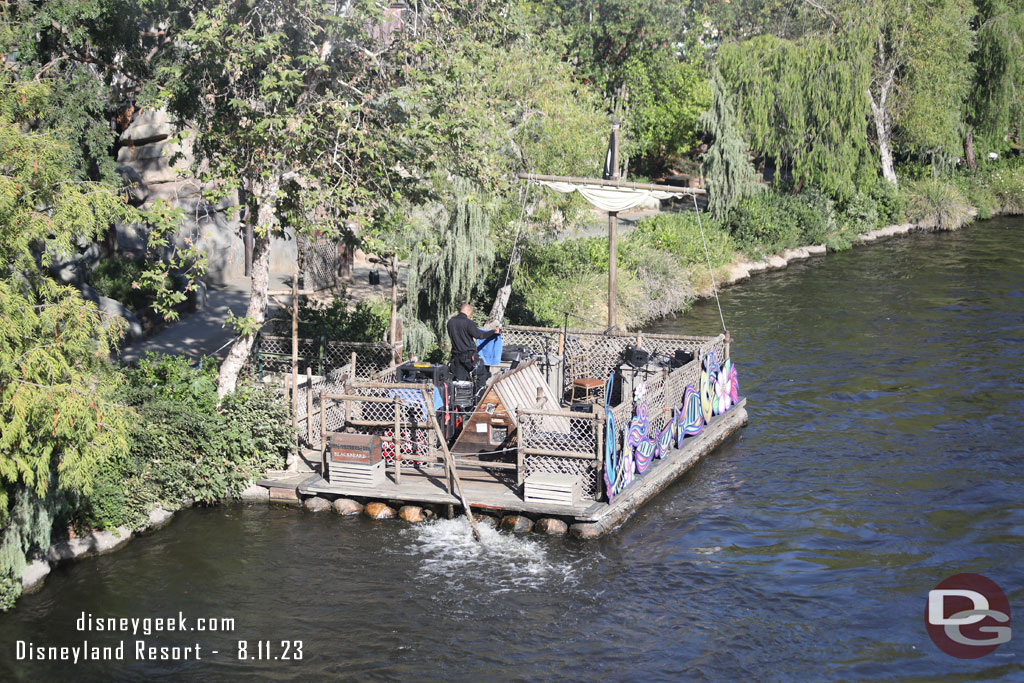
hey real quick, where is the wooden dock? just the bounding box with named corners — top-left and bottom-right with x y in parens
top-left (262, 399), bottom-right (747, 537)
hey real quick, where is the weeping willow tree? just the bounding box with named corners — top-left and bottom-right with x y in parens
top-left (717, 32), bottom-right (874, 200)
top-left (966, 0), bottom-right (1024, 164)
top-left (403, 178), bottom-right (496, 356)
top-left (700, 69), bottom-right (763, 219)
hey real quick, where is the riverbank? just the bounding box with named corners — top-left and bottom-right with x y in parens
top-left (511, 163), bottom-right (1024, 331)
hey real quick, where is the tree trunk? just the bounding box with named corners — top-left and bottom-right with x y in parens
top-left (964, 128), bottom-right (977, 170)
top-left (868, 88), bottom-right (898, 186)
top-left (217, 177), bottom-right (279, 397)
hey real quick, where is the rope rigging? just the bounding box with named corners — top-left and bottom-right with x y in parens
top-left (692, 192), bottom-right (728, 333)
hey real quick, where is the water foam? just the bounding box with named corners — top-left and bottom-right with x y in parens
top-left (403, 518), bottom-right (580, 594)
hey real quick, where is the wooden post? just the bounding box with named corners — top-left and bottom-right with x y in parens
top-left (725, 330), bottom-right (731, 360)
top-left (351, 351), bottom-right (357, 381)
top-left (319, 395), bottom-right (326, 475)
top-left (516, 409), bottom-right (524, 489)
top-left (423, 389), bottom-right (480, 541)
top-left (291, 270), bottom-right (299, 425)
top-left (306, 367), bottom-right (313, 444)
top-left (393, 397), bottom-right (402, 485)
top-left (608, 211), bottom-right (618, 329)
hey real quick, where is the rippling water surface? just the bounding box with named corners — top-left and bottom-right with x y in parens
top-left (2, 217), bottom-right (1023, 681)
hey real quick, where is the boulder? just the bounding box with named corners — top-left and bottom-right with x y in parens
top-left (398, 506), bottom-right (426, 523)
top-left (303, 496), bottom-right (331, 512)
top-left (533, 518), bottom-right (568, 536)
top-left (21, 560), bottom-right (51, 593)
top-left (569, 523), bottom-right (601, 540)
top-left (499, 515), bottom-right (533, 534)
top-left (767, 255), bottom-right (788, 270)
top-left (145, 507), bottom-right (174, 530)
top-left (119, 109), bottom-right (173, 146)
top-left (782, 247), bottom-right (810, 261)
top-left (50, 258), bottom-right (84, 286)
top-left (472, 514), bottom-right (497, 529)
top-left (364, 502), bottom-right (395, 520)
top-left (46, 526), bottom-right (133, 563)
top-left (98, 296), bottom-right (144, 342)
top-left (746, 260), bottom-right (770, 274)
top-left (806, 245), bottom-right (827, 255)
top-left (724, 262), bottom-right (750, 285)
top-left (332, 498), bottom-right (363, 515)
top-left (240, 484), bottom-right (270, 502)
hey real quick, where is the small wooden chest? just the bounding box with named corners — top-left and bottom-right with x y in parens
top-left (329, 433), bottom-right (383, 465)
top-left (524, 472), bottom-right (583, 507)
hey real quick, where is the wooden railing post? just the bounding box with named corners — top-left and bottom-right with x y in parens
top-left (319, 393), bottom-right (326, 475)
top-left (516, 409), bottom-right (525, 489)
top-left (306, 367), bottom-right (313, 445)
top-left (393, 397), bottom-right (402, 485)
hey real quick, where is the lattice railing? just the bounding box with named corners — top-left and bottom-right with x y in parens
top-left (297, 234), bottom-right (342, 292)
top-left (518, 409), bottom-right (602, 500)
top-left (505, 325), bottom-right (721, 393)
top-left (254, 334), bottom-right (396, 379)
top-left (314, 383), bottom-right (444, 470)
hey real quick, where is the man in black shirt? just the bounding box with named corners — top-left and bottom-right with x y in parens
top-left (447, 303), bottom-right (500, 388)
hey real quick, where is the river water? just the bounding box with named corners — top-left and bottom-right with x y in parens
top-left (2, 217), bottom-right (1022, 681)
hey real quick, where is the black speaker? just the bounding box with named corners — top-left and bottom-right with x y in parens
top-left (623, 345), bottom-right (650, 368)
top-left (671, 349), bottom-right (695, 368)
top-left (397, 361), bottom-right (451, 386)
top-left (501, 344), bottom-right (534, 362)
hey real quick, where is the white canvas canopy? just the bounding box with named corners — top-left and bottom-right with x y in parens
top-left (536, 180), bottom-right (685, 213)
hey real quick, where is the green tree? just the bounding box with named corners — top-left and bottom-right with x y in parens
top-left (965, 0), bottom-right (1024, 165)
top-left (718, 32), bottom-right (873, 199)
top-left (699, 69), bottom-right (762, 218)
top-left (0, 79), bottom-right (134, 603)
top-left (148, 0), bottom-right (418, 396)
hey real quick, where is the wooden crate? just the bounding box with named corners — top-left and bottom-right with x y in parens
top-left (524, 472), bottom-right (582, 507)
top-left (328, 460), bottom-right (386, 487)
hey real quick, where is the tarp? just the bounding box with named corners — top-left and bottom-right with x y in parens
top-left (538, 180), bottom-right (684, 213)
top-left (476, 331), bottom-right (503, 367)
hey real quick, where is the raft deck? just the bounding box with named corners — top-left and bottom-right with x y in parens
top-left (265, 399), bottom-right (746, 535)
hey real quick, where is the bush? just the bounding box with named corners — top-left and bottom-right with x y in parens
top-left (89, 254), bottom-right (146, 308)
top-left (272, 291), bottom-right (391, 343)
top-left (89, 254), bottom-right (179, 312)
top-left (986, 166), bottom-right (1024, 214)
top-left (952, 172), bottom-right (999, 219)
top-left (80, 356), bottom-right (291, 530)
top-left (624, 211), bottom-right (734, 268)
top-left (726, 192), bottom-right (803, 256)
top-left (790, 189), bottom-right (838, 245)
top-left (840, 191), bottom-right (881, 234)
top-left (866, 179), bottom-right (907, 226)
top-left (903, 178), bottom-right (971, 230)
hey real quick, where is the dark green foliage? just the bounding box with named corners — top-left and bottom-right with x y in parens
top-left (866, 179), bottom-right (908, 225)
top-left (272, 295), bottom-right (390, 344)
top-left (726, 193), bottom-right (804, 255)
top-left (80, 355), bottom-right (291, 530)
top-left (88, 254), bottom-right (149, 311)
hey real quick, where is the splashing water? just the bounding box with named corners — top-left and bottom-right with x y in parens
top-left (403, 518), bottom-right (584, 595)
